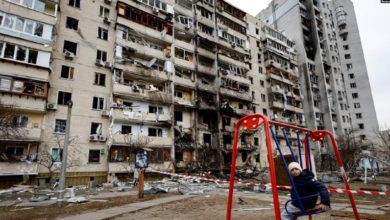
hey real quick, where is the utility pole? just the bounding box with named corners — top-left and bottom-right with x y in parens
top-left (58, 100), bottom-right (73, 201)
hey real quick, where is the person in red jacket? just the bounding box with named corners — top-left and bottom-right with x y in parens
top-left (282, 162), bottom-right (330, 220)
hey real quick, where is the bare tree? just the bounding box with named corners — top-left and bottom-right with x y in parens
top-left (376, 126), bottom-right (390, 151)
top-left (0, 102), bottom-right (26, 139)
top-left (336, 130), bottom-right (362, 171)
top-left (37, 133), bottom-right (81, 185)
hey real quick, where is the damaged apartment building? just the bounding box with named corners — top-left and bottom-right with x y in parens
top-left (0, 0), bottom-right (303, 187)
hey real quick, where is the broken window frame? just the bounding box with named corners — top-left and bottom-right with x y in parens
top-left (57, 91), bottom-right (72, 105)
top-left (88, 150), bottom-right (100, 163)
top-left (98, 27), bottom-right (109, 40)
top-left (66, 16), bottom-right (79, 30)
top-left (96, 49), bottom-right (107, 62)
top-left (117, 3), bottom-right (173, 36)
top-left (0, 75), bottom-right (47, 97)
top-left (61, 65), bottom-right (74, 79)
top-left (54, 119), bottom-right (67, 133)
top-left (94, 72), bottom-right (106, 86)
top-left (148, 127), bottom-right (163, 137)
top-left (63, 40), bottom-right (77, 55)
top-left (92, 96), bottom-right (105, 110)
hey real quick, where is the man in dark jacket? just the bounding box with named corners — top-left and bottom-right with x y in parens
top-left (281, 162), bottom-right (330, 220)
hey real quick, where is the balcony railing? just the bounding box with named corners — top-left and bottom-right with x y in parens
top-left (111, 133), bottom-right (172, 146)
top-left (220, 88), bottom-right (252, 102)
top-left (113, 83), bottom-right (172, 104)
top-left (112, 109), bottom-right (171, 124)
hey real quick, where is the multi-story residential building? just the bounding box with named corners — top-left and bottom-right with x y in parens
top-left (0, 0), bottom-right (305, 187)
top-left (331, 0), bottom-right (378, 146)
top-left (256, 0), bottom-right (378, 150)
top-left (39, 0), bottom-right (117, 185)
top-left (0, 0), bottom-right (58, 187)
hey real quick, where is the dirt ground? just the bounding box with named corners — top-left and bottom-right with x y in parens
top-left (1, 178), bottom-right (389, 220)
top-left (0, 192), bottom-right (177, 220)
top-left (112, 192), bottom-right (390, 220)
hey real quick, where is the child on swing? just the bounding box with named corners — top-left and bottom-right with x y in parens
top-left (282, 162), bottom-right (330, 220)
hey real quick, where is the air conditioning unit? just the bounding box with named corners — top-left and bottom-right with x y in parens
top-left (100, 149), bottom-right (105, 155)
top-left (98, 135), bottom-right (106, 142)
top-left (96, 59), bottom-right (104, 66)
top-left (46, 103), bottom-right (57, 110)
top-left (64, 51), bottom-right (75, 59)
top-left (104, 62), bottom-right (113, 69)
top-left (89, 134), bottom-right (98, 141)
top-left (111, 103), bottom-right (118, 108)
top-left (152, 7), bottom-right (159, 14)
top-left (104, 0), bottom-right (112, 4)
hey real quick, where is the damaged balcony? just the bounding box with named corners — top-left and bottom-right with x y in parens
top-left (196, 78), bottom-right (217, 94)
top-left (4, 0), bottom-right (58, 24)
top-left (116, 5), bottom-right (173, 43)
top-left (111, 109), bottom-right (171, 125)
top-left (220, 77), bottom-right (251, 102)
top-left (111, 133), bottom-right (172, 147)
top-left (116, 37), bottom-right (169, 62)
top-left (218, 48), bottom-right (248, 69)
top-left (216, 0), bottom-right (246, 25)
top-left (174, 0), bottom-right (193, 18)
top-left (174, 89), bottom-right (196, 108)
top-left (117, 65), bottom-right (169, 83)
top-left (112, 82), bottom-right (172, 104)
top-left (197, 55), bottom-right (216, 76)
top-left (174, 67), bottom-right (195, 89)
top-left (108, 146), bottom-right (171, 173)
top-left (0, 76), bottom-right (48, 112)
top-left (197, 92), bottom-right (217, 110)
top-left (0, 142), bottom-right (39, 176)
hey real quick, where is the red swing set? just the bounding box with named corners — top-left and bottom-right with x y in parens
top-left (226, 114), bottom-right (360, 220)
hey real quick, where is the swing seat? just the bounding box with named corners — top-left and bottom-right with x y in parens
top-left (285, 194), bottom-right (331, 217)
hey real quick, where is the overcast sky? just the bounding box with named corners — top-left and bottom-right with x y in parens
top-left (226, 0), bottom-right (390, 128)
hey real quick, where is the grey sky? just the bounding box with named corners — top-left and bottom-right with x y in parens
top-left (226, 0), bottom-right (390, 128)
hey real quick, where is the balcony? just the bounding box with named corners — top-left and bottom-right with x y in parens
top-left (0, 95), bottom-right (46, 113)
top-left (174, 76), bottom-right (195, 88)
top-left (266, 73), bottom-right (294, 86)
top-left (268, 86), bottom-right (285, 95)
top-left (339, 29), bottom-right (348, 36)
top-left (120, 65), bottom-right (169, 83)
top-left (117, 17), bottom-right (173, 43)
top-left (197, 83), bottom-right (217, 94)
top-left (112, 109), bottom-right (171, 124)
top-left (270, 101), bottom-right (284, 109)
top-left (174, 97), bottom-right (196, 107)
top-left (198, 47), bottom-right (215, 59)
top-left (218, 54), bottom-right (247, 69)
top-left (116, 38), bottom-right (166, 61)
top-left (113, 83), bottom-right (172, 104)
top-left (197, 64), bottom-right (216, 76)
top-left (4, 0), bottom-right (58, 24)
top-left (0, 127), bottom-right (42, 142)
top-left (337, 18), bottom-right (347, 26)
top-left (220, 88), bottom-right (252, 102)
top-left (235, 108), bottom-right (252, 116)
top-left (175, 58), bottom-right (195, 70)
top-left (111, 134), bottom-right (172, 147)
top-left (0, 162), bottom-right (38, 176)
top-left (198, 100), bottom-right (217, 110)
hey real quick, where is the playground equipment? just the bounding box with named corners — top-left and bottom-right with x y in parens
top-left (226, 114), bottom-right (360, 220)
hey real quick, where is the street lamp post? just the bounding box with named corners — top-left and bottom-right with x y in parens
top-left (58, 100), bottom-right (73, 201)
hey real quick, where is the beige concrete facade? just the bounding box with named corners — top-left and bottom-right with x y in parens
top-left (1, 0), bottom-right (309, 187)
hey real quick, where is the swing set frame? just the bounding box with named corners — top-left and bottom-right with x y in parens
top-left (226, 114), bottom-right (360, 220)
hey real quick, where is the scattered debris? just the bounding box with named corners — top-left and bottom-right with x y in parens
top-left (67, 196), bottom-right (89, 203)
